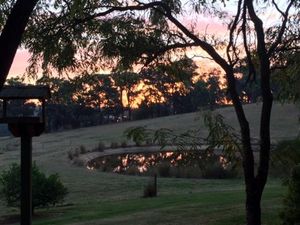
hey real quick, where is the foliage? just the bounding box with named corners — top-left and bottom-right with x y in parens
top-left (157, 162), bottom-right (171, 177)
top-left (201, 162), bottom-right (237, 179)
top-left (0, 163), bottom-right (68, 212)
top-left (110, 141), bottom-right (120, 148)
top-left (124, 112), bottom-right (242, 159)
top-left (124, 126), bottom-right (152, 146)
top-left (79, 145), bottom-right (87, 154)
top-left (96, 141), bottom-right (106, 152)
top-left (121, 140), bottom-right (128, 148)
top-left (123, 112), bottom-right (242, 178)
top-left (271, 139), bottom-right (300, 176)
top-left (204, 112), bottom-right (241, 163)
top-left (280, 164), bottom-right (300, 225)
top-left (273, 52), bottom-right (300, 102)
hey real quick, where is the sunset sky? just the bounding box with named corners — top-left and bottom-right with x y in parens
top-left (8, 9), bottom-right (229, 79)
top-left (7, 2), bottom-right (281, 79)
top-left (9, 49), bottom-right (31, 78)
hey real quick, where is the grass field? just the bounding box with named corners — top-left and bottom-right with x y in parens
top-left (0, 103), bottom-right (299, 225)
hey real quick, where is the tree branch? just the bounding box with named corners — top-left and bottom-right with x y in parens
top-left (242, 2), bottom-right (256, 83)
top-left (268, 0), bottom-right (295, 56)
top-left (226, 0), bottom-right (242, 66)
top-left (72, 1), bottom-right (231, 72)
top-left (144, 42), bottom-right (200, 65)
top-left (246, 0), bottom-right (273, 192)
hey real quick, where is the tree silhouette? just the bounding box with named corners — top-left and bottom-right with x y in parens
top-left (0, 0), bottom-right (38, 89)
top-left (112, 72), bottom-right (141, 120)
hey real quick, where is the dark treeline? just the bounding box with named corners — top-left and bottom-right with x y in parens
top-left (1, 59), bottom-right (267, 133)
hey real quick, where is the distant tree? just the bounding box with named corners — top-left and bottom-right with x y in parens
top-left (205, 73), bottom-right (224, 108)
top-left (188, 80), bottom-right (210, 110)
top-left (72, 74), bottom-right (121, 110)
top-left (140, 57), bottom-right (196, 114)
top-left (5, 76), bottom-right (25, 86)
top-left (112, 72), bottom-right (141, 120)
top-left (36, 76), bottom-right (76, 105)
top-left (0, 163), bottom-right (68, 213)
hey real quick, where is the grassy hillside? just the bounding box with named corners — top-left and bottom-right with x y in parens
top-left (0, 103), bottom-right (298, 224)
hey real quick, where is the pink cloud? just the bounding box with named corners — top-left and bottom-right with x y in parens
top-left (179, 14), bottom-right (228, 36)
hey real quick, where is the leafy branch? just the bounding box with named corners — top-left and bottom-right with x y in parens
top-left (124, 112), bottom-right (242, 165)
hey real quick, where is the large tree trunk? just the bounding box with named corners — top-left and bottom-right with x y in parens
top-left (0, 0), bottom-right (38, 89)
top-left (245, 182), bottom-right (263, 225)
top-left (246, 196), bottom-right (261, 225)
top-left (224, 66), bottom-right (265, 225)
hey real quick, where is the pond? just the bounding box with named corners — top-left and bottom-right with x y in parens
top-left (86, 150), bottom-right (238, 179)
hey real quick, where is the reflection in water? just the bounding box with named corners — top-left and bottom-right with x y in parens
top-left (87, 150), bottom-right (236, 179)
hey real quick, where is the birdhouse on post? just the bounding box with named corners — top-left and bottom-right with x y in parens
top-left (0, 85), bottom-right (50, 225)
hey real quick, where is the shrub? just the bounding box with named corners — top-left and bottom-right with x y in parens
top-left (271, 139), bottom-right (300, 176)
top-left (143, 175), bottom-right (157, 198)
top-left (72, 158), bottom-right (85, 167)
top-left (0, 163), bottom-right (68, 213)
top-left (67, 150), bottom-right (74, 160)
top-left (79, 145), bottom-right (87, 154)
top-left (201, 163), bottom-right (236, 179)
top-left (145, 139), bottom-right (153, 146)
top-left (97, 141), bottom-right (106, 152)
top-left (157, 162), bottom-right (170, 177)
top-left (110, 142), bottom-right (119, 148)
top-left (280, 164), bottom-right (300, 225)
top-left (73, 149), bottom-right (79, 158)
top-left (125, 166), bottom-right (139, 175)
top-left (121, 141), bottom-right (128, 148)
top-left (170, 166), bottom-right (202, 179)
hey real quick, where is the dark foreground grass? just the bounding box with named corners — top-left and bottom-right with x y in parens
top-left (21, 182), bottom-right (283, 225)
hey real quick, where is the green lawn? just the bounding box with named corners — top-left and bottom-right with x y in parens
top-left (1, 177), bottom-right (284, 225)
top-left (0, 103), bottom-right (298, 224)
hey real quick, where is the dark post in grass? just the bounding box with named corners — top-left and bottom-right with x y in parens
top-left (154, 173), bottom-right (157, 196)
top-left (0, 85), bottom-right (50, 225)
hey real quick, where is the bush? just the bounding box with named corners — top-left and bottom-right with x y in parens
top-left (201, 163), bottom-right (236, 179)
top-left (157, 162), bottom-right (171, 177)
top-left (67, 150), bottom-right (74, 160)
top-left (97, 141), bottom-right (106, 152)
top-left (143, 175), bottom-right (157, 198)
top-left (79, 145), bottom-right (87, 154)
top-left (271, 139), bottom-right (300, 177)
top-left (110, 142), bottom-right (119, 148)
top-left (121, 141), bottom-right (128, 148)
top-left (0, 163), bottom-right (68, 213)
top-left (170, 166), bottom-right (202, 179)
top-left (280, 164), bottom-right (300, 225)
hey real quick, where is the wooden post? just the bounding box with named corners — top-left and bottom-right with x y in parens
top-left (0, 85), bottom-right (50, 225)
top-left (3, 99), bottom-right (6, 118)
top-left (42, 99), bottom-right (45, 122)
top-left (21, 132), bottom-right (32, 225)
top-left (154, 174), bottom-right (157, 197)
